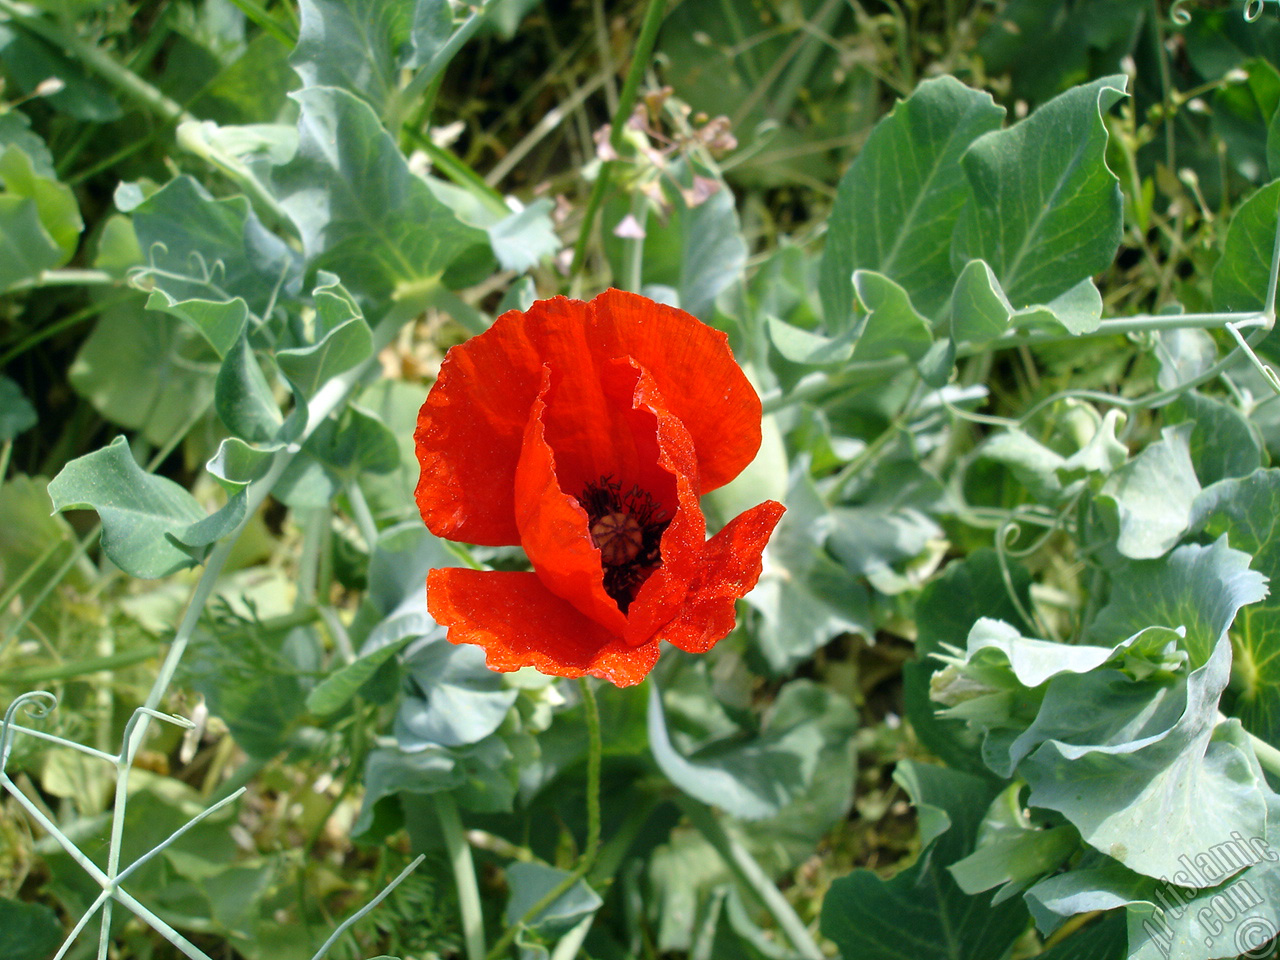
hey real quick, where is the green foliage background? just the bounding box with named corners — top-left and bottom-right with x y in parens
top-left (5, 2), bottom-right (1280, 960)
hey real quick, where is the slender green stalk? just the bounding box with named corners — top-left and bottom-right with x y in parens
top-left (0, 646), bottom-right (162, 686)
top-left (345, 479), bottom-right (380, 552)
top-left (569, 0), bottom-right (669, 280)
top-left (0, 291), bottom-right (133, 367)
top-left (438, 792), bottom-right (488, 960)
top-left (621, 190), bottom-right (649, 293)
top-left (486, 678), bottom-right (603, 959)
top-left (761, 308), bottom-right (1273, 414)
top-left (308, 855), bottom-right (426, 960)
top-left (1249, 731), bottom-right (1280, 780)
top-left (397, 0), bottom-right (503, 114)
top-left (224, 0), bottom-right (296, 46)
top-left (677, 796), bottom-right (825, 960)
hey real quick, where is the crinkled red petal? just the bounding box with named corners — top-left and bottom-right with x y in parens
top-left (661, 500), bottom-right (786, 654)
top-left (427, 568), bottom-right (660, 687)
top-left (514, 367), bottom-right (628, 634)
top-left (620, 362), bottom-right (707, 646)
top-left (414, 297), bottom-right (589, 546)
top-left (414, 290), bottom-right (762, 545)
top-left (590, 289), bottom-right (761, 493)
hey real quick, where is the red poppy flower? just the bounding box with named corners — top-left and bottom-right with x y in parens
top-left (414, 288), bottom-right (785, 687)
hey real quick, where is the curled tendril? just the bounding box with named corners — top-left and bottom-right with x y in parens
top-left (1, 691), bottom-right (58, 773)
top-left (994, 520), bottom-right (1056, 642)
top-left (1245, 0), bottom-right (1266, 22)
top-left (1170, 0), bottom-right (1193, 25)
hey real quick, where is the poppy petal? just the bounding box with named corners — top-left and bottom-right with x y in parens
top-left (621, 362), bottom-right (707, 646)
top-left (591, 289), bottom-right (762, 493)
top-left (414, 297), bottom-right (591, 546)
top-left (514, 367), bottom-right (628, 634)
top-left (661, 500), bottom-right (787, 654)
top-left (415, 291), bottom-right (763, 546)
top-left (427, 567), bottom-right (660, 686)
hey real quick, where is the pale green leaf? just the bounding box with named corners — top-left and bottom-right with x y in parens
top-left (1098, 423), bottom-right (1201, 559)
top-left (953, 75), bottom-right (1126, 308)
top-left (0, 145), bottom-right (81, 262)
top-left (269, 86), bottom-right (488, 304)
top-left (48, 436), bottom-right (205, 579)
top-left (850, 269), bottom-right (934, 361)
top-left (819, 761), bottom-right (1028, 960)
top-left (819, 76), bottom-right (1004, 324)
top-left (215, 333), bottom-right (283, 442)
top-left (144, 290), bottom-right (248, 359)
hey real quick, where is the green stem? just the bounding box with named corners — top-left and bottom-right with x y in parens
top-left (308, 855), bottom-right (426, 960)
top-left (621, 189), bottom-right (649, 293)
top-left (224, 0), bottom-right (295, 46)
top-left (1249, 732), bottom-right (1280, 780)
top-left (438, 792), bottom-right (487, 960)
top-left (486, 678), bottom-right (603, 960)
top-left (761, 308), bottom-right (1273, 414)
top-left (677, 797), bottom-right (825, 960)
top-left (0, 646), bottom-right (162, 685)
top-left (568, 0), bottom-right (669, 280)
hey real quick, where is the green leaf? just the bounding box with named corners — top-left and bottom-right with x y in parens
top-left (819, 76), bottom-right (1004, 325)
top-left (307, 634), bottom-right (415, 715)
top-left (1088, 537), bottom-right (1268, 669)
top-left (488, 198), bottom-right (560, 274)
top-left (505, 862), bottom-right (602, 935)
top-left (216, 333), bottom-right (283, 441)
top-left (1097, 424), bottom-right (1201, 560)
top-left (0, 897), bottom-right (67, 960)
top-left (144, 290), bottom-right (249, 359)
top-left (168, 493), bottom-right (247, 560)
top-left (0, 145), bottom-right (81, 262)
top-left (1033, 912), bottom-right (1127, 960)
top-left (354, 737), bottom-right (517, 834)
top-left (128, 175), bottom-right (301, 320)
top-left (1013, 639), bottom-right (1268, 885)
top-left (741, 465), bottom-right (871, 674)
top-left (292, 0), bottom-right (417, 113)
top-left (277, 315), bottom-right (373, 400)
top-left (269, 86), bottom-right (488, 304)
top-left (849, 269), bottom-right (933, 361)
top-left (207, 437), bottom-right (281, 494)
top-left (1212, 178), bottom-right (1280, 360)
top-left (48, 436), bottom-right (205, 579)
top-left (0, 195), bottom-right (62, 289)
top-left (395, 640), bottom-right (517, 748)
top-left (952, 75), bottom-right (1126, 308)
top-left (819, 761), bottom-right (1029, 960)
top-left (765, 316), bottom-right (853, 365)
top-left (906, 549), bottom-right (1033, 777)
top-left (0, 375), bottom-right (36, 440)
top-left (1195, 468), bottom-right (1280, 743)
top-left (69, 302), bottom-right (217, 446)
top-left (1168, 392), bottom-right (1263, 487)
top-left (950, 258), bottom-right (1014, 344)
top-left (648, 679), bottom-right (855, 822)
top-left (0, 112), bottom-right (54, 178)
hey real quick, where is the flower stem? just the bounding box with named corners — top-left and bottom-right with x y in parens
top-left (677, 796), bottom-right (825, 960)
top-left (1249, 731), bottom-right (1280, 780)
top-left (569, 0), bottom-right (669, 281)
top-left (438, 792), bottom-right (487, 960)
top-left (485, 677), bottom-right (603, 959)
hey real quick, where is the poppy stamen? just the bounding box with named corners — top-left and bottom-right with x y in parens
top-left (581, 476), bottom-right (670, 612)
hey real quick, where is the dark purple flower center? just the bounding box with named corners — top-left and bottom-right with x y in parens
top-left (580, 476), bottom-right (670, 612)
